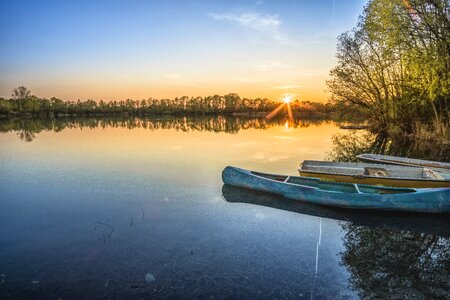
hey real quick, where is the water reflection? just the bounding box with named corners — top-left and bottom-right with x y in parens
top-left (341, 224), bottom-right (450, 299)
top-left (0, 116), bottom-right (327, 142)
top-left (222, 185), bottom-right (450, 237)
top-left (222, 185), bottom-right (450, 299)
top-left (0, 119), bottom-right (349, 299)
top-left (3, 116), bottom-right (448, 164)
top-left (328, 131), bottom-right (450, 162)
top-left (1, 116), bottom-right (448, 299)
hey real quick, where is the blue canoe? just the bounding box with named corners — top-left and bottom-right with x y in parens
top-left (222, 166), bottom-right (450, 213)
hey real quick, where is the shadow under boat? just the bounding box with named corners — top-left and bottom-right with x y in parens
top-left (222, 184), bottom-right (450, 237)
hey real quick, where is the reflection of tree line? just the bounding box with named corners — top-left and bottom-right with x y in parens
top-left (0, 116), bottom-right (328, 142)
top-left (328, 131), bottom-right (450, 162)
top-left (341, 224), bottom-right (450, 299)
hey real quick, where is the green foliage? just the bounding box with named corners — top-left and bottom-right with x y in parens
top-left (328, 0), bottom-right (449, 135)
top-left (327, 130), bottom-right (450, 162)
top-left (0, 98), bottom-right (13, 114)
top-left (11, 86), bottom-right (31, 100)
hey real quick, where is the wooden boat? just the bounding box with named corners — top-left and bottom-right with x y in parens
top-left (222, 166), bottom-right (450, 213)
top-left (356, 154), bottom-right (450, 170)
top-left (298, 160), bottom-right (450, 188)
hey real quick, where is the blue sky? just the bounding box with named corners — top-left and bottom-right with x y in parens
top-left (0, 0), bottom-right (367, 101)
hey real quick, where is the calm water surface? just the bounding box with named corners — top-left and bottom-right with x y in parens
top-left (0, 117), bottom-right (449, 299)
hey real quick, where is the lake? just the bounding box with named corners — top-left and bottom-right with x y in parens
top-left (0, 116), bottom-right (449, 299)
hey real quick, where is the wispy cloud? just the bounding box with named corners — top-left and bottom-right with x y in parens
top-left (164, 73), bottom-right (182, 79)
top-left (232, 60), bottom-right (293, 71)
top-left (255, 60), bottom-right (293, 71)
top-left (273, 84), bottom-right (300, 89)
top-left (209, 12), bottom-right (297, 46)
top-left (296, 69), bottom-right (326, 78)
top-left (209, 12), bottom-right (280, 33)
top-left (228, 78), bottom-right (258, 83)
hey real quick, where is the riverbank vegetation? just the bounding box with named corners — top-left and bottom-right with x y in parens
top-left (328, 0), bottom-right (449, 139)
top-left (0, 87), bottom-right (332, 119)
top-left (328, 130), bottom-right (450, 163)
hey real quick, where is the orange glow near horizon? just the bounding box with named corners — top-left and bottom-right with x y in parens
top-left (1, 72), bottom-right (331, 103)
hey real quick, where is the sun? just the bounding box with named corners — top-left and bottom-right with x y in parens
top-left (283, 96), bottom-right (292, 104)
top-left (266, 94), bottom-right (295, 122)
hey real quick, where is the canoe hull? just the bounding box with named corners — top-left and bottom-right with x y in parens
top-left (222, 166), bottom-right (450, 213)
top-left (298, 170), bottom-right (450, 188)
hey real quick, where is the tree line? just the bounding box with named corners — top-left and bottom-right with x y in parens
top-left (0, 87), bottom-right (331, 118)
top-left (328, 0), bottom-right (449, 137)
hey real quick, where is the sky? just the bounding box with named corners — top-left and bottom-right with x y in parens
top-left (0, 0), bottom-right (367, 102)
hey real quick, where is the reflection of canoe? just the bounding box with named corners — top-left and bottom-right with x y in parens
top-left (222, 166), bottom-right (450, 213)
top-left (222, 185), bottom-right (450, 237)
top-left (298, 160), bottom-right (450, 188)
top-left (356, 154), bottom-right (450, 170)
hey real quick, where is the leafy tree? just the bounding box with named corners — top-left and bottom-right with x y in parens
top-left (224, 93), bottom-right (241, 112)
top-left (11, 86), bottom-right (31, 100)
top-left (328, 0), bottom-right (449, 135)
top-left (0, 98), bottom-right (13, 114)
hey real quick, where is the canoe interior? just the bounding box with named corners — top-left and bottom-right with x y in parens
top-left (299, 160), bottom-right (450, 181)
top-left (250, 171), bottom-right (417, 195)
